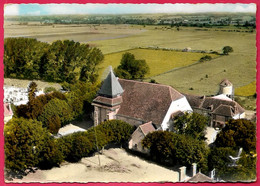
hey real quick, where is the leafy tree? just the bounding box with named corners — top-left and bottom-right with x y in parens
top-left (4, 118), bottom-right (50, 174)
top-left (94, 120), bottom-right (135, 144)
top-left (47, 115), bottom-right (61, 134)
top-left (38, 137), bottom-right (63, 169)
top-left (215, 119), bottom-right (256, 153)
top-left (142, 131), bottom-right (178, 163)
top-left (199, 55), bottom-right (212, 62)
top-left (208, 147), bottom-right (256, 181)
top-left (4, 38), bottom-right (48, 79)
top-left (65, 132), bottom-right (95, 162)
top-left (222, 46), bottom-right (234, 55)
top-left (114, 52), bottom-right (149, 80)
top-left (175, 135), bottom-right (209, 172)
top-left (173, 112), bottom-right (208, 140)
top-left (27, 81), bottom-right (37, 103)
top-left (4, 38), bottom-right (104, 84)
top-left (142, 131), bottom-right (209, 171)
top-left (39, 98), bottom-right (73, 128)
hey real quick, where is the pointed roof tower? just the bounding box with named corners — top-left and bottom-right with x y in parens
top-left (98, 67), bottom-right (124, 98)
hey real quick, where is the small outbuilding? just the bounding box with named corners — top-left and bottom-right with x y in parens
top-left (128, 121), bottom-right (155, 153)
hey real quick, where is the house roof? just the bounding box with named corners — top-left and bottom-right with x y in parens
top-left (117, 79), bottom-right (184, 125)
top-left (98, 69), bottom-right (124, 98)
top-left (139, 121), bottom-right (155, 136)
top-left (187, 172), bottom-right (214, 182)
top-left (4, 103), bottom-right (13, 117)
top-left (184, 94), bottom-right (244, 117)
top-left (212, 104), bottom-right (234, 117)
top-left (220, 79), bottom-right (232, 86)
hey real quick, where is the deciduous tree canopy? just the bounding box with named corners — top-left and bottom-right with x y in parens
top-left (114, 52), bottom-right (149, 80)
top-left (215, 119), bottom-right (256, 153)
top-left (4, 38), bottom-right (104, 83)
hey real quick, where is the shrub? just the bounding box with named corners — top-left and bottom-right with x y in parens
top-left (44, 87), bottom-right (57, 93)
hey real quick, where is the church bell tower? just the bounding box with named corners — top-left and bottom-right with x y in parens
top-left (92, 68), bottom-right (124, 126)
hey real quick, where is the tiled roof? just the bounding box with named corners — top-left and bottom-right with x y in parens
top-left (118, 79), bottom-right (184, 125)
top-left (187, 172), bottom-right (214, 182)
top-left (184, 94), bottom-right (244, 116)
top-left (139, 121), bottom-right (155, 136)
top-left (98, 69), bottom-right (124, 98)
top-left (220, 79), bottom-right (232, 86)
top-left (93, 96), bottom-right (122, 106)
top-left (212, 104), bottom-right (233, 117)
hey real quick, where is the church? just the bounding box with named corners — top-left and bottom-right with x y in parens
top-left (92, 68), bottom-right (192, 130)
top-left (92, 69), bottom-right (245, 131)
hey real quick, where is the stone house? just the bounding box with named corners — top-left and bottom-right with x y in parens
top-left (184, 79), bottom-right (245, 128)
top-left (128, 121), bottom-right (155, 153)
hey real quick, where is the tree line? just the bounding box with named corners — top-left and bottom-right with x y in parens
top-left (4, 38), bottom-right (104, 84)
top-left (4, 119), bottom-right (134, 177)
top-left (142, 115), bottom-right (256, 181)
top-left (14, 81), bottom-right (99, 134)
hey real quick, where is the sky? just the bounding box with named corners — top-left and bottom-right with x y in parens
top-left (4, 3), bottom-right (256, 16)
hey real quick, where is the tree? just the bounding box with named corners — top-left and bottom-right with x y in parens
top-left (173, 112), bottom-right (208, 140)
top-left (114, 52), bottom-right (149, 80)
top-left (215, 119), bottom-right (256, 153)
top-left (142, 131), bottom-right (178, 163)
top-left (91, 119), bottom-right (134, 144)
top-left (175, 135), bottom-right (209, 172)
top-left (38, 137), bottom-right (63, 169)
top-left (39, 98), bottom-right (73, 129)
top-left (222, 46), bottom-right (233, 55)
top-left (142, 131), bottom-right (209, 171)
top-left (4, 38), bottom-right (48, 80)
top-left (27, 81), bottom-right (37, 103)
top-left (208, 147), bottom-right (256, 181)
top-left (4, 118), bottom-right (50, 174)
top-left (199, 55), bottom-right (212, 62)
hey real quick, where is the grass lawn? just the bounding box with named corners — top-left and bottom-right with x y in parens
top-left (99, 48), bottom-right (218, 78)
top-left (235, 81), bottom-right (256, 96)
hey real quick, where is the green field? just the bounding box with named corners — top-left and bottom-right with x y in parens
top-left (99, 48), bottom-right (218, 78)
top-left (4, 23), bottom-right (256, 101)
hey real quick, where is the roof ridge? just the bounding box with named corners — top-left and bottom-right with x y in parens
top-left (119, 78), bottom-right (174, 89)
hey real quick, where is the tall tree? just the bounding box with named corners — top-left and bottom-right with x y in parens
top-left (4, 118), bottom-right (50, 174)
top-left (114, 52), bottom-right (149, 80)
top-left (173, 112), bottom-right (208, 140)
top-left (215, 119), bottom-right (256, 153)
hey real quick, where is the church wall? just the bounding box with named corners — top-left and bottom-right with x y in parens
top-left (161, 97), bottom-right (193, 131)
top-left (116, 115), bottom-right (143, 127)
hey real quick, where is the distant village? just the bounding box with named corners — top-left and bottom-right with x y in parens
top-left (7, 13), bottom-right (256, 28)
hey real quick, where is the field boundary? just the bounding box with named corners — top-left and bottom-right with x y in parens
top-left (147, 55), bottom-right (223, 79)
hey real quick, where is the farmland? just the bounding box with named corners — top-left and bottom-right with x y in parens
top-left (100, 48), bottom-right (218, 78)
top-left (235, 81), bottom-right (256, 96)
top-left (4, 21), bottom-right (256, 99)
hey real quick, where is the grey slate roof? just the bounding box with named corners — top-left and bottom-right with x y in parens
top-left (98, 69), bottom-right (124, 98)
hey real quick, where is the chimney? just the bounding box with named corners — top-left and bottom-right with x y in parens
top-left (191, 163), bottom-right (197, 177)
top-left (179, 166), bottom-right (186, 182)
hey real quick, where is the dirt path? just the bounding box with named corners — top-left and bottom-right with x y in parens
top-left (9, 148), bottom-right (179, 183)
